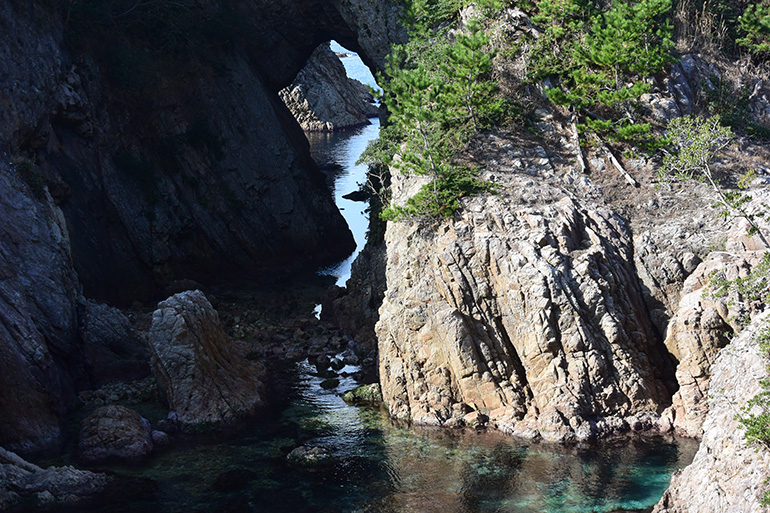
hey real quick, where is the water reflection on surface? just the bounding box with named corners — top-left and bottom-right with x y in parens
top-left (310, 119), bottom-right (380, 287)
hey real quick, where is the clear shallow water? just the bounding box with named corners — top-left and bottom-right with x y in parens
top-left (311, 41), bottom-right (380, 287)
top-left (54, 361), bottom-right (697, 513)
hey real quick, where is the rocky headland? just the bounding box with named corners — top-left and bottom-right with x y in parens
top-left (1, 0), bottom-right (769, 511)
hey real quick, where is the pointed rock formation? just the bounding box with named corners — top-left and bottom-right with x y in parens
top-left (149, 290), bottom-right (266, 431)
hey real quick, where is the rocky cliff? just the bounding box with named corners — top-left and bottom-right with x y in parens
top-left (0, 0), bottom-right (406, 304)
top-left (0, 0), bottom-right (404, 454)
top-left (654, 312), bottom-right (770, 513)
top-left (280, 43), bottom-right (378, 131)
top-left (376, 138), bottom-right (682, 441)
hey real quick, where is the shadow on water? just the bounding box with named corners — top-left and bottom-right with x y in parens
top-left (43, 355), bottom-right (698, 513)
top-left (30, 43), bottom-right (698, 513)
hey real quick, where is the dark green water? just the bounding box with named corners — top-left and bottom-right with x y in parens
top-left (58, 360), bottom-right (697, 513)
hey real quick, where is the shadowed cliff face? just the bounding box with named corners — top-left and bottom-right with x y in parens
top-left (0, 0), bottom-right (404, 453)
top-left (2, 0), bottom-right (405, 304)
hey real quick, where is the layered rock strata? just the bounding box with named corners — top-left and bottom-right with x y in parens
top-left (376, 165), bottom-right (676, 441)
top-left (149, 290), bottom-right (266, 430)
top-left (280, 43), bottom-right (378, 131)
top-left (654, 312), bottom-right (770, 513)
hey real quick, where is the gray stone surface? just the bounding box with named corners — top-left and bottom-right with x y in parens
top-left (280, 43), bottom-right (378, 131)
top-left (149, 290), bottom-right (266, 430)
top-left (654, 312), bottom-right (770, 513)
top-left (0, 446), bottom-right (110, 510)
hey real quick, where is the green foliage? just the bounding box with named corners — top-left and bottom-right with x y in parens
top-left (737, 3), bottom-right (770, 55)
top-left (661, 114), bottom-right (732, 180)
top-left (661, 115), bottom-right (769, 246)
top-left (710, 253), bottom-right (770, 306)
top-left (380, 166), bottom-right (491, 220)
top-left (736, 319), bottom-right (770, 506)
top-left (366, 3), bottom-right (503, 220)
top-left (528, 0), bottom-right (674, 145)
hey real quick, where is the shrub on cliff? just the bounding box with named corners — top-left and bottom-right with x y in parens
top-left (363, 5), bottom-right (503, 220)
top-left (529, 0), bottom-right (674, 146)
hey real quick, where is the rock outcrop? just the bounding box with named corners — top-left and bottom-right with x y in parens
top-left (0, 158), bottom-right (84, 454)
top-left (654, 312), bottom-right (770, 513)
top-left (280, 43), bottom-right (378, 131)
top-left (663, 251), bottom-right (765, 436)
top-left (80, 301), bottom-right (151, 388)
top-left (0, 0), bottom-right (406, 305)
top-left (149, 290), bottom-right (266, 430)
top-left (77, 406), bottom-right (154, 465)
top-left (0, 0), bottom-right (404, 453)
top-left (0, 446), bottom-right (110, 510)
top-left (376, 156), bottom-right (676, 441)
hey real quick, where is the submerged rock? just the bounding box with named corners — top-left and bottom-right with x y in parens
top-left (341, 383), bottom-right (383, 404)
top-left (287, 446), bottom-right (334, 466)
top-left (149, 290), bottom-right (266, 431)
top-left (78, 405), bottom-right (154, 465)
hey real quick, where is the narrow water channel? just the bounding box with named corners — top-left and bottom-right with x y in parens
top-left (35, 44), bottom-right (698, 513)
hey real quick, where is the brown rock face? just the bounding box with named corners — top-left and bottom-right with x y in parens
top-left (77, 405), bottom-right (154, 465)
top-left (376, 171), bottom-right (676, 441)
top-left (662, 252), bottom-right (762, 436)
top-left (654, 312), bottom-right (770, 513)
top-left (149, 290), bottom-right (265, 430)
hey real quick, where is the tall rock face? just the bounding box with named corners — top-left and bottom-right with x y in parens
top-left (376, 164), bottom-right (676, 441)
top-left (0, 159), bottom-right (84, 454)
top-left (0, 0), bottom-right (405, 304)
top-left (280, 43), bottom-right (378, 132)
top-left (0, 0), bottom-right (404, 452)
top-left (654, 312), bottom-right (770, 513)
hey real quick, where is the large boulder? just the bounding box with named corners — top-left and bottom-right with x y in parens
top-left (149, 290), bottom-right (266, 431)
top-left (77, 405), bottom-right (154, 465)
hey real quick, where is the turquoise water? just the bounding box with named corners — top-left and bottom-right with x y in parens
top-left (49, 360), bottom-right (697, 513)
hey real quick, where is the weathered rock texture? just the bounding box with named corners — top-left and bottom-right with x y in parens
top-left (663, 251), bottom-right (765, 436)
top-left (149, 290), bottom-right (266, 430)
top-left (654, 312), bottom-right (770, 513)
top-left (0, 446), bottom-right (110, 510)
top-left (0, 0), bottom-right (406, 305)
top-left (376, 162), bottom-right (676, 441)
top-left (0, 159), bottom-right (84, 454)
top-left (77, 405), bottom-right (154, 465)
top-left (280, 43), bottom-right (378, 131)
